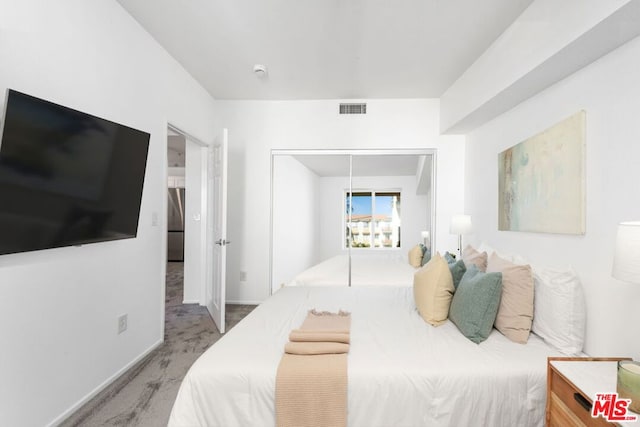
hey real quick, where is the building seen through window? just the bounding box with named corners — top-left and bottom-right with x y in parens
top-left (345, 191), bottom-right (401, 248)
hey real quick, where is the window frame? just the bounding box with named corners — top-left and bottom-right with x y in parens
top-left (344, 188), bottom-right (402, 250)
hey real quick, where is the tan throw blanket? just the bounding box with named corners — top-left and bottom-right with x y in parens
top-left (289, 329), bottom-right (350, 344)
top-left (275, 310), bottom-right (351, 427)
top-left (284, 341), bottom-right (349, 355)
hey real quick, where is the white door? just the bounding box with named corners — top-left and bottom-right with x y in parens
top-left (206, 129), bottom-right (228, 333)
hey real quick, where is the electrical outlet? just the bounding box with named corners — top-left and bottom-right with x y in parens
top-left (118, 314), bottom-right (128, 334)
top-left (240, 271), bottom-right (247, 282)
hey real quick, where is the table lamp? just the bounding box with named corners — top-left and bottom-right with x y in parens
top-left (421, 231), bottom-right (430, 247)
top-left (449, 215), bottom-right (472, 258)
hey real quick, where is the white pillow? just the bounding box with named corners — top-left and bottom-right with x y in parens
top-left (478, 241), bottom-right (528, 265)
top-left (531, 267), bottom-right (586, 355)
top-left (477, 242), bottom-right (496, 257)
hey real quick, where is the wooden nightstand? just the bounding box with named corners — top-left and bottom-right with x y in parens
top-left (547, 357), bottom-right (639, 427)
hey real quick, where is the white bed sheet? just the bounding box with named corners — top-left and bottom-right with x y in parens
top-left (169, 286), bottom-right (561, 427)
top-left (288, 253), bottom-right (417, 287)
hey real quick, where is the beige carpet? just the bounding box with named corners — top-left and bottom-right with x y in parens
top-left (60, 263), bottom-right (255, 426)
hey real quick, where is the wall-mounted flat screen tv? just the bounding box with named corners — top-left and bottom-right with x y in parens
top-left (0, 89), bottom-right (150, 255)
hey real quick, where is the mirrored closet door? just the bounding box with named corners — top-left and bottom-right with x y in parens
top-left (271, 149), bottom-right (435, 294)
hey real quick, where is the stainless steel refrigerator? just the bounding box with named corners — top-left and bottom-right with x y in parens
top-left (167, 187), bottom-right (185, 261)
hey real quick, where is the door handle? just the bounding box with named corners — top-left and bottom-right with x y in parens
top-left (215, 239), bottom-right (231, 246)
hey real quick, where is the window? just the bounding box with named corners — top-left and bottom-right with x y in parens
top-left (345, 190), bottom-right (401, 248)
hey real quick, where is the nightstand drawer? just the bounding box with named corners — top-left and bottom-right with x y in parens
top-left (549, 367), bottom-right (614, 427)
top-left (549, 392), bottom-right (586, 426)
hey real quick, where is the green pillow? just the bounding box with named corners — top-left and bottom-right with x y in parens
top-left (421, 249), bottom-right (432, 266)
top-left (448, 259), bottom-right (466, 289)
top-left (449, 265), bottom-right (503, 344)
top-left (444, 252), bottom-right (456, 264)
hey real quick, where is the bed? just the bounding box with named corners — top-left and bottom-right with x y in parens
top-left (286, 253), bottom-right (418, 287)
top-left (168, 285), bottom-right (563, 427)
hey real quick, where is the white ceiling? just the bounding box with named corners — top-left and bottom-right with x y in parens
top-left (293, 154), bottom-right (422, 177)
top-left (117, 0), bottom-right (533, 100)
top-left (291, 153), bottom-right (432, 194)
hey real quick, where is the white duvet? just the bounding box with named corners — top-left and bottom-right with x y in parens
top-left (169, 286), bottom-right (561, 427)
top-left (288, 253), bottom-right (417, 287)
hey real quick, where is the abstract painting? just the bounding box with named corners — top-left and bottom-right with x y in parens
top-left (498, 111), bottom-right (585, 235)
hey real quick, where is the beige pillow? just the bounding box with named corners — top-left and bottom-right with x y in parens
top-left (463, 245), bottom-right (488, 272)
top-left (413, 253), bottom-right (455, 326)
top-left (487, 253), bottom-right (534, 344)
top-left (408, 244), bottom-right (423, 268)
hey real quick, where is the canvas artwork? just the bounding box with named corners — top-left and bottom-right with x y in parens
top-left (498, 111), bottom-right (586, 235)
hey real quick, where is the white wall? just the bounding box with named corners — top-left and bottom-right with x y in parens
top-left (214, 99), bottom-right (465, 303)
top-left (318, 176), bottom-right (351, 261)
top-left (0, 1), bottom-right (217, 425)
top-left (440, 0), bottom-right (635, 133)
top-left (318, 175), bottom-right (428, 260)
top-left (272, 155), bottom-right (320, 290)
top-left (464, 35), bottom-right (640, 360)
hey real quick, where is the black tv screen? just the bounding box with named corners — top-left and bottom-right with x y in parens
top-left (0, 89), bottom-right (150, 255)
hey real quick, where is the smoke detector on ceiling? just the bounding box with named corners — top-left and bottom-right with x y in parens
top-left (253, 64), bottom-right (268, 78)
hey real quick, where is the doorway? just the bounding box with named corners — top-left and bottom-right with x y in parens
top-left (166, 126), bottom-right (207, 305)
top-left (167, 133), bottom-right (186, 262)
top-left (164, 125), bottom-right (229, 335)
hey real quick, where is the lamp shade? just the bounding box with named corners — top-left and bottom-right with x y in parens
top-left (612, 221), bottom-right (640, 283)
top-left (421, 231), bottom-right (430, 240)
top-left (450, 215), bottom-right (472, 235)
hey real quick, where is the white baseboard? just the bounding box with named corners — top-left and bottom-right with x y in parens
top-left (182, 298), bottom-right (200, 304)
top-left (48, 339), bottom-right (164, 427)
top-left (226, 299), bottom-right (262, 305)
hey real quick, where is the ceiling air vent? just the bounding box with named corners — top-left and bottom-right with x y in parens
top-left (339, 103), bottom-right (367, 115)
